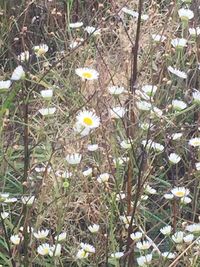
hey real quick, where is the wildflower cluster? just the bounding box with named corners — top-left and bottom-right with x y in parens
top-left (0, 1), bottom-right (200, 266)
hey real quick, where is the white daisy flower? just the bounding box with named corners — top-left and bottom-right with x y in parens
top-left (145, 185), bottom-right (156, 194)
top-left (189, 27), bottom-right (200, 37)
top-left (137, 254), bottom-right (152, 266)
top-left (0, 80), bottom-right (11, 90)
top-left (171, 132), bottom-right (183, 140)
top-left (75, 67), bottom-right (99, 80)
top-left (172, 99), bottom-right (187, 111)
top-left (121, 7), bottom-right (149, 21)
top-left (33, 229), bottom-right (49, 239)
top-left (97, 173), bottom-right (109, 183)
top-left (164, 193), bottom-right (174, 199)
top-left (121, 215), bottom-right (135, 229)
top-left (18, 51), bottom-right (30, 62)
top-left (168, 66), bottom-right (187, 79)
top-left (171, 187), bottom-right (190, 198)
top-left (141, 195), bottom-right (148, 201)
top-left (151, 34), bottom-right (166, 42)
top-left (186, 223), bottom-right (200, 233)
top-left (88, 224), bottom-right (99, 233)
top-left (40, 89), bottom-right (53, 99)
top-left (33, 44), bottom-right (49, 57)
top-left (139, 122), bottom-right (153, 131)
top-left (54, 232), bottom-right (67, 242)
top-left (192, 90), bottom-right (200, 104)
top-left (10, 234), bottom-right (22, 245)
top-left (87, 144), bottom-right (99, 151)
top-left (4, 197), bottom-right (17, 203)
top-left (130, 231), bottom-right (143, 241)
top-left (116, 192), bottom-right (126, 201)
top-left (141, 139), bottom-right (152, 149)
top-left (108, 85), bottom-right (125, 95)
top-left (76, 110), bottom-right (100, 129)
top-left (49, 244), bottom-right (62, 257)
top-left (11, 66), bottom-right (25, 81)
top-left (120, 215), bottom-right (133, 225)
top-left (136, 240), bottom-right (151, 250)
top-left (183, 234), bottom-right (194, 243)
top-left (21, 196), bottom-right (35, 206)
top-left (80, 242), bottom-right (95, 253)
top-left (37, 243), bottom-right (50, 255)
top-left (19, 226), bottom-right (33, 233)
top-left (69, 40), bottom-right (79, 49)
top-left (113, 157), bottom-right (129, 166)
top-left (160, 225), bottom-right (172, 235)
top-left (136, 100), bottom-right (152, 111)
top-left (181, 0), bottom-right (191, 3)
top-left (122, 7), bottom-right (148, 21)
top-left (66, 153), bottom-right (82, 165)
top-left (76, 249), bottom-right (89, 259)
top-left (120, 139), bottom-right (133, 149)
top-left (142, 85), bottom-right (157, 96)
top-left (141, 14), bottom-right (149, 21)
top-left (83, 168), bottom-right (93, 177)
top-left (110, 252), bottom-right (124, 258)
top-left (55, 170), bottom-right (72, 178)
top-left (34, 166), bottom-right (46, 172)
top-left (39, 107), bottom-right (56, 116)
top-left (121, 7), bottom-right (138, 18)
top-left (69, 22), bottom-right (83, 28)
top-left (1, 212), bottom-right (9, 219)
top-left (162, 252), bottom-right (176, 259)
top-left (171, 38), bottom-right (187, 49)
top-left (195, 162), bottom-right (200, 171)
top-left (181, 196), bottom-right (192, 204)
top-left (110, 106), bottom-right (126, 118)
top-left (84, 26), bottom-right (100, 35)
top-left (0, 193), bottom-right (9, 201)
top-left (172, 231), bottom-right (184, 243)
top-left (178, 8), bottom-right (194, 21)
top-left (150, 106), bottom-right (163, 117)
top-left (69, 38), bottom-right (83, 49)
top-left (168, 153), bottom-right (181, 164)
top-left (189, 137), bottom-right (200, 147)
top-left (142, 140), bottom-right (164, 152)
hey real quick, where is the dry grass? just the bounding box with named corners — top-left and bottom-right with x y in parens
top-left (0, 0), bottom-right (200, 266)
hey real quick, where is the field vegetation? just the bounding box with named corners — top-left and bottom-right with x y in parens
top-left (0, 0), bottom-right (200, 266)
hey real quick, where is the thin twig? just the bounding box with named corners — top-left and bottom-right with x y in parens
top-left (123, 1), bottom-right (144, 266)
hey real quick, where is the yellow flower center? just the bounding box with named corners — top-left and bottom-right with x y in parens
top-left (37, 48), bottom-right (46, 56)
top-left (193, 141), bottom-right (200, 146)
top-left (82, 72), bottom-right (93, 79)
top-left (81, 250), bottom-right (87, 257)
top-left (43, 248), bottom-right (49, 254)
top-left (83, 117), bottom-right (93, 126)
top-left (175, 191), bottom-right (185, 197)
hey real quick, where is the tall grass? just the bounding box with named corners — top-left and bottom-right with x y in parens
top-left (0, 0), bottom-right (200, 266)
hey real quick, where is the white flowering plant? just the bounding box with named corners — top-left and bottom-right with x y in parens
top-left (0, 1), bottom-right (200, 267)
